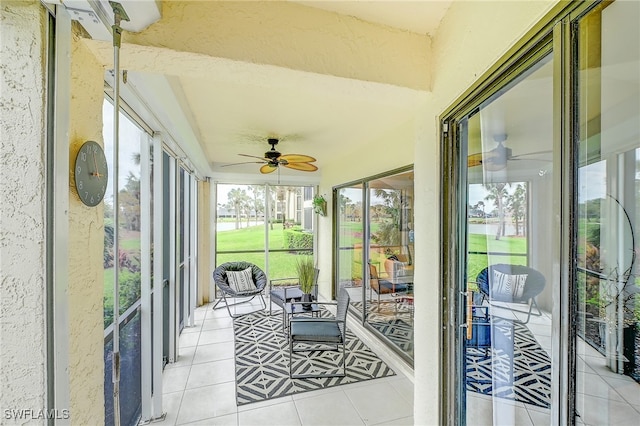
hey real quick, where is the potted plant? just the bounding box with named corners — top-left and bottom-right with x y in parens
top-left (296, 255), bottom-right (316, 310)
top-left (313, 195), bottom-right (327, 216)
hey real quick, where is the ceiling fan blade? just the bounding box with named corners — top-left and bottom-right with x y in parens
top-left (283, 162), bottom-right (318, 172)
top-left (468, 153), bottom-right (484, 168)
top-left (279, 154), bottom-right (316, 163)
top-left (260, 164), bottom-right (278, 174)
top-left (510, 150), bottom-right (552, 160)
top-left (220, 161), bottom-right (266, 168)
top-left (239, 153), bottom-right (269, 162)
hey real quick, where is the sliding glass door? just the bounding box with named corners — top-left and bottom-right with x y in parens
top-left (442, 1), bottom-right (640, 424)
top-left (334, 168), bottom-right (415, 362)
top-left (458, 52), bottom-right (556, 424)
top-left (336, 184), bottom-right (365, 311)
top-left (575, 2), bottom-right (640, 423)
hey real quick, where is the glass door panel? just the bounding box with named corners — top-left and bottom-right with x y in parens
top-left (215, 183), bottom-right (314, 280)
top-left (216, 184), bottom-right (267, 270)
top-left (461, 53), bottom-right (555, 424)
top-left (366, 172), bottom-right (415, 359)
top-left (575, 2), bottom-right (640, 424)
top-left (268, 185), bottom-right (313, 280)
top-left (336, 185), bottom-right (364, 318)
top-left (102, 99), bottom-right (144, 426)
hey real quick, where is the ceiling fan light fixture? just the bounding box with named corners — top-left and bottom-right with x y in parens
top-left (227, 137), bottom-right (318, 174)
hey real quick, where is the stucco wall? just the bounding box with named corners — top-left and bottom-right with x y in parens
top-left (67, 24), bottom-right (105, 424)
top-left (0, 0), bottom-right (48, 419)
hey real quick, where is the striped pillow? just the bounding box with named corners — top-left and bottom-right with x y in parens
top-left (227, 267), bottom-right (256, 293)
top-left (491, 270), bottom-right (527, 301)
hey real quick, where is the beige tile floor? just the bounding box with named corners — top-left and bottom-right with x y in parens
top-left (156, 298), bottom-right (415, 426)
top-left (466, 304), bottom-right (640, 425)
top-left (157, 296), bottom-right (640, 425)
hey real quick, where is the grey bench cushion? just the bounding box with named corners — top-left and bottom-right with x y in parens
top-left (290, 321), bottom-right (342, 343)
top-left (270, 287), bottom-right (304, 303)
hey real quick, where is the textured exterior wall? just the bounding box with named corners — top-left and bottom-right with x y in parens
top-left (67, 25), bottom-right (105, 424)
top-left (0, 0), bottom-right (48, 419)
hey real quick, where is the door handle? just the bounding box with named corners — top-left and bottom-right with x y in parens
top-left (466, 290), bottom-right (473, 340)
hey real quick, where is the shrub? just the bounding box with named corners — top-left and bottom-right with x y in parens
top-left (283, 228), bottom-right (313, 252)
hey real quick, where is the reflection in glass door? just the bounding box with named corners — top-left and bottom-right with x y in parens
top-left (336, 185), bottom-right (364, 313)
top-left (335, 171), bottom-right (415, 361)
top-left (575, 2), bottom-right (640, 424)
top-left (366, 172), bottom-right (414, 359)
top-left (460, 53), bottom-right (556, 424)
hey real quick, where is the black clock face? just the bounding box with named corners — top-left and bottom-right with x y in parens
top-left (74, 140), bottom-right (108, 207)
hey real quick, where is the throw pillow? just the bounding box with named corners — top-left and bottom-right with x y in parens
top-left (491, 270), bottom-right (528, 301)
top-left (227, 267), bottom-right (256, 293)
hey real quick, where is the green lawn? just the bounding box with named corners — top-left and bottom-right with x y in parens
top-left (217, 223), bottom-right (313, 280)
top-left (467, 233), bottom-right (527, 281)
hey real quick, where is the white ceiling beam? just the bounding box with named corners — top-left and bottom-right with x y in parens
top-left (122, 1), bottom-right (432, 92)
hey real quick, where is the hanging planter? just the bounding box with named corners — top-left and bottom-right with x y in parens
top-left (313, 195), bottom-right (327, 216)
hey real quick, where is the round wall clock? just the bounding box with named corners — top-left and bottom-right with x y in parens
top-left (74, 140), bottom-right (108, 207)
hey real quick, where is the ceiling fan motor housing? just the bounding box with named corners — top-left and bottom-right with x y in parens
top-left (265, 138), bottom-right (281, 159)
top-left (265, 150), bottom-right (280, 160)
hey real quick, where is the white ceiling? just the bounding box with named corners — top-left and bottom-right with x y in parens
top-left (195, 1), bottom-right (452, 179)
top-left (292, 0), bottom-right (451, 35)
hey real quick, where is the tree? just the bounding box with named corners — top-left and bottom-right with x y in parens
top-left (226, 188), bottom-right (250, 229)
top-left (339, 194), bottom-right (352, 221)
top-left (484, 183), bottom-right (509, 240)
top-left (248, 185), bottom-right (265, 225)
top-left (371, 188), bottom-right (402, 246)
top-left (120, 171), bottom-right (141, 231)
top-left (507, 184), bottom-right (526, 236)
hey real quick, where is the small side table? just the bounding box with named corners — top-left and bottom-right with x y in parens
top-left (283, 302), bottom-right (321, 335)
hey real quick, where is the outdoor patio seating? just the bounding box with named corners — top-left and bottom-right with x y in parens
top-left (211, 261), bottom-right (267, 318)
top-left (369, 263), bottom-right (410, 309)
top-left (289, 288), bottom-right (350, 378)
top-left (268, 268), bottom-right (319, 315)
top-left (476, 263), bottom-right (546, 324)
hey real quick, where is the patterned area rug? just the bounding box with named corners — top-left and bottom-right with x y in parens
top-left (233, 310), bottom-right (396, 405)
top-left (466, 320), bottom-right (552, 409)
top-left (369, 319), bottom-right (413, 354)
top-left (351, 301), bottom-right (414, 356)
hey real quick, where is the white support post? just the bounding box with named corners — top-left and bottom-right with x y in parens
top-left (210, 181), bottom-right (217, 301)
top-left (189, 175), bottom-right (197, 326)
top-left (52, 6), bottom-right (71, 423)
top-left (139, 133), bottom-right (152, 422)
top-left (168, 158), bottom-right (177, 362)
top-left (151, 133), bottom-right (165, 418)
top-left (182, 169), bottom-right (190, 327)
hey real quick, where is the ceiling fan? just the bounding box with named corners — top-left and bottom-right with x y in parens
top-left (223, 138), bottom-right (318, 174)
top-left (467, 134), bottom-right (551, 171)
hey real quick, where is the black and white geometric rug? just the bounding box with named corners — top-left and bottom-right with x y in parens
top-left (351, 301), bottom-right (414, 356)
top-left (466, 320), bottom-right (552, 409)
top-left (233, 310), bottom-right (396, 405)
top-left (368, 319), bottom-right (413, 355)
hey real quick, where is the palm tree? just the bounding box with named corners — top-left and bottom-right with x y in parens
top-left (476, 200), bottom-right (485, 219)
top-left (507, 184), bottom-right (527, 236)
top-left (248, 185), bottom-right (265, 225)
top-left (227, 188), bottom-right (250, 229)
top-left (339, 194), bottom-right (352, 221)
top-left (484, 183), bottom-right (509, 240)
